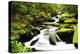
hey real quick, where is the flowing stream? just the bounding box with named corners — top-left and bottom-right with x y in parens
top-left (24, 17), bottom-right (76, 51)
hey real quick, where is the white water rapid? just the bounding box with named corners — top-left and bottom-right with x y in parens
top-left (24, 17), bottom-right (76, 51)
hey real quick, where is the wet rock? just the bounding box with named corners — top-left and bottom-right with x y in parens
top-left (58, 19), bottom-right (64, 23)
top-left (19, 28), bottom-right (40, 43)
top-left (30, 38), bottom-right (39, 46)
top-left (25, 24), bottom-right (35, 30)
top-left (49, 37), bottom-right (56, 45)
top-left (31, 29), bottom-right (40, 36)
top-left (59, 24), bottom-right (71, 28)
top-left (19, 31), bottom-right (34, 43)
top-left (74, 43), bottom-right (78, 49)
top-left (35, 16), bottom-right (45, 25)
top-left (57, 28), bottom-right (74, 44)
top-left (47, 19), bottom-right (55, 22)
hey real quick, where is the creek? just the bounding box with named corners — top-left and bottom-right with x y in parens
top-left (24, 16), bottom-right (76, 51)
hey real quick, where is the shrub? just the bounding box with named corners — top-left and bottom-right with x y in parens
top-left (9, 40), bottom-right (32, 53)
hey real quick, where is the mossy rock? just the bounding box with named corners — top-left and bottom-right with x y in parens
top-left (64, 18), bottom-right (77, 24)
top-left (59, 18), bottom-right (65, 23)
top-left (57, 28), bottom-right (74, 43)
top-left (61, 12), bottom-right (71, 18)
top-left (19, 31), bottom-right (34, 43)
top-left (52, 23), bottom-right (60, 27)
top-left (47, 18), bottom-right (55, 22)
top-left (59, 24), bottom-right (73, 28)
top-left (19, 28), bottom-right (40, 43)
top-left (31, 28), bottom-right (40, 36)
top-left (15, 29), bottom-right (28, 34)
top-left (57, 28), bottom-right (74, 33)
top-left (45, 23), bottom-right (60, 27)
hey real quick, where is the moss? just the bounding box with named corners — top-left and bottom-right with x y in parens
top-left (64, 18), bottom-right (77, 24)
top-left (59, 24), bottom-right (70, 28)
top-left (57, 28), bottom-right (74, 33)
top-left (57, 28), bottom-right (74, 43)
top-left (73, 24), bottom-right (78, 43)
top-left (45, 23), bottom-right (60, 27)
top-left (52, 23), bottom-right (60, 27)
top-left (61, 12), bottom-right (71, 18)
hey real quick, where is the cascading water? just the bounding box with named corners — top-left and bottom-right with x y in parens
top-left (24, 16), bottom-right (76, 51)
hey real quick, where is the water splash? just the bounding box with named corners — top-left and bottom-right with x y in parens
top-left (24, 16), bottom-right (76, 51)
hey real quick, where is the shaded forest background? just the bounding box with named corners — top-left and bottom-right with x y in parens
top-left (9, 1), bottom-right (78, 53)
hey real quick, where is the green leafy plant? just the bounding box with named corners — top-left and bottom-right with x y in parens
top-left (10, 40), bottom-right (32, 53)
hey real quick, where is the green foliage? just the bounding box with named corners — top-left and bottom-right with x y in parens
top-left (60, 4), bottom-right (78, 14)
top-left (11, 2), bottom-right (28, 16)
top-left (10, 40), bottom-right (32, 53)
top-left (25, 15), bottom-right (34, 22)
top-left (11, 22), bottom-right (30, 34)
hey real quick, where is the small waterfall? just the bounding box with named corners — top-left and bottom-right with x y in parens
top-left (47, 26), bottom-right (62, 42)
top-left (43, 17), bottom-right (59, 24)
top-left (52, 17), bottom-right (59, 23)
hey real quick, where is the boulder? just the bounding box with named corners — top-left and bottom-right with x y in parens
top-left (64, 19), bottom-right (77, 24)
top-left (59, 24), bottom-right (71, 28)
top-left (19, 28), bottom-right (40, 43)
top-left (19, 31), bottom-right (34, 43)
top-left (31, 28), bottom-right (40, 36)
top-left (57, 28), bottom-right (74, 44)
